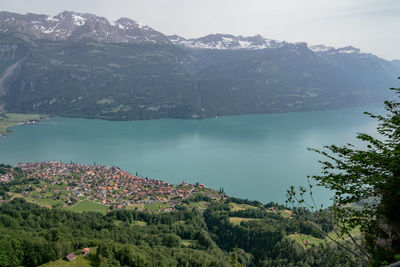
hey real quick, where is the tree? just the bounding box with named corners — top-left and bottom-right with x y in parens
top-left (287, 79), bottom-right (400, 266)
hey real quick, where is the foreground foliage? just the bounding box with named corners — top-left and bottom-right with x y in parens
top-left (288, 80), bottom-right (400, 265)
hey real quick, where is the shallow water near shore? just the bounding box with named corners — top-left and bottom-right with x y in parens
top-left (0, 105), bottom-right (383, 206)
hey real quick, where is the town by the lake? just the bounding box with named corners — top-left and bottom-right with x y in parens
top-left (1, 162), bottom-right (223, 213)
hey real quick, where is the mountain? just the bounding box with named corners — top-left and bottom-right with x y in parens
top-left (0, 11), bottom-right (171, 44)
top-left (168, 34), bottom-right (285, 50)
top-left (0, 11), bottom-right (399, 120)
top-left (392, 60), bottom-right (400, 70)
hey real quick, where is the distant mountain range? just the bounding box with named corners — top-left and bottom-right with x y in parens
top-left (0, 11), bottom-right (398, 120)
top-left (0, 11), bottom-right (170, 44)
top-left (168, 34), bottom-right (285, 50)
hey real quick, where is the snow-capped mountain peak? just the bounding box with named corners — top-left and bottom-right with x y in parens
top-left (115, 17), bottom-right (139, 29)
top-left (310, 44), bottom-right (361, 55)
top-left (168, 34), bottom-right (285, 50)
top-left (0, 11), bottom-right (171, 44)
top-left (0, 11), bottom-right (365, 55)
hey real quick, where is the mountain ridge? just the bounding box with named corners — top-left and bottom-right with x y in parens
top-left (0, 10), bottom-right (386, 57)
top-left (0, 10), bottom-right (171, 44)
top-left (0, 10), bottom-right (399, 120)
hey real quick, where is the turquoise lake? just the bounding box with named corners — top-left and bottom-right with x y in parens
top-left (0, 105), bottom-right (383, 205)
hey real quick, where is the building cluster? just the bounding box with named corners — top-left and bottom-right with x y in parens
top-left (0, 173), bottom-right (13, 182)
top-left (17, 162), bottom-right (205, 208)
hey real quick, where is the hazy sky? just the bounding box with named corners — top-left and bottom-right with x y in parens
top-left (1, 0), bottom-right (399, 60)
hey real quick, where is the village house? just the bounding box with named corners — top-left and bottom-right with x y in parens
top-left (65, 253), bottom-right (76, 261)
top-left (81, 247), bottom-right (90, 256)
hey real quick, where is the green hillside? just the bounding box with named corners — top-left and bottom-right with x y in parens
top-left (0, 194), bottom-right (360, 266)
top-left (0, 113), bottom-right (46, 136)
top-left (0, 33), bottom-right (398, 121)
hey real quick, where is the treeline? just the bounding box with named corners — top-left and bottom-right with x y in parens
top-left (228, 197), bottom-right (262, 207)
top-left (95, 242), bottom-right (235, 267)
top-left (228, 209), bottom-right (282, 220)
top-left (0, 164), bottom-right (12, 174)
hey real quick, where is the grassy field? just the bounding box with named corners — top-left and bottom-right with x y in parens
top-left (288, 233), bottom-right (326, 247)
top-left (144, 202), bottom-right (169, 211)
top-left (68, 200), bottom-right (109, 215)
top-left (114, 219), bottom-right (147, 227)
top-left (229, 217), bottom-right (260, 225)
top-left (126, 203), bottom-right (144, 210)
top-left (0, 113), bottom-right (46, 135)
top-left (279, 209), bottom-right (294, 218)
top-left (132, 220), bottom-right (147, 227)
top-left (326, 226), bottom-right (361, 242)
top-left (181, 239), bottom-right (196, 247)
top-left (188, 201), bottom-right (208, 209)
top-left (40, 255), bottom-right (92, 267)
top-left (7, 192), bottom-right (24, 199)
top-left (8, 193), bottom-right (58, 209)
top-left (28, 197), bottom-right (60, 209)
top-left (229, 202), bottom-right (258, 211)
top-left (40, 248), bottom-right (97, 267)
top-left (8, 191), bottom-right (64, 209)
top-left (289, 226), bottom-right (362, 248)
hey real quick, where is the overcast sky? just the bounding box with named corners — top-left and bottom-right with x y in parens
top-left (1, 0), bottom-right (399, 60)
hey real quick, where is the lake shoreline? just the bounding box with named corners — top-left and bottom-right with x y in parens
top-left (0, 105), bottom-right (383, 205)
top-left (33, 100), bottom-right (384, 122)
top-left (0, 113), bottom-right (49, 138)
top-left (0, 102), bottom-right (384, 138)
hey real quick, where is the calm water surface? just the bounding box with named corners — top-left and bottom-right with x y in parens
top-left (0, 106), bottom-right (383, 205)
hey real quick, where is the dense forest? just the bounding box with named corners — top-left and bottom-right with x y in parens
top-left (0, 192), bottom-right (360, 266)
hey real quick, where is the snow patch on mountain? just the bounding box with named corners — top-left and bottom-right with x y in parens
top-left (311, 44), bottom-right (361, 55)
top-left (72, 14), bottom-right (86, 26)
top-left (169, 33), bottom-right (365, 57)
top-left (337, 46), bottom-right (360, 54)
top-left (310, 44), bottom-right (334, 52)
top-left (168, 34), bottom-right (285, 50)
top-left (46, 16), bottom-right (59, 22)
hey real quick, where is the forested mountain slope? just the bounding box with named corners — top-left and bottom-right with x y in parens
top-left (0, 11), bottom-right (398, 120)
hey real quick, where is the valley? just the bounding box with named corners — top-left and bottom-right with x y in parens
top-left (0, 6), bottom-right (398, 266)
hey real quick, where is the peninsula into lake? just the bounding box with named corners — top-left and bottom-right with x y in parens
top-left (0, 113), bottom-right (47, 137)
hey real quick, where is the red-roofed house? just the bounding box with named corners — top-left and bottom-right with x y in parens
top-left (81, 247), bottom-right (90, 256)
